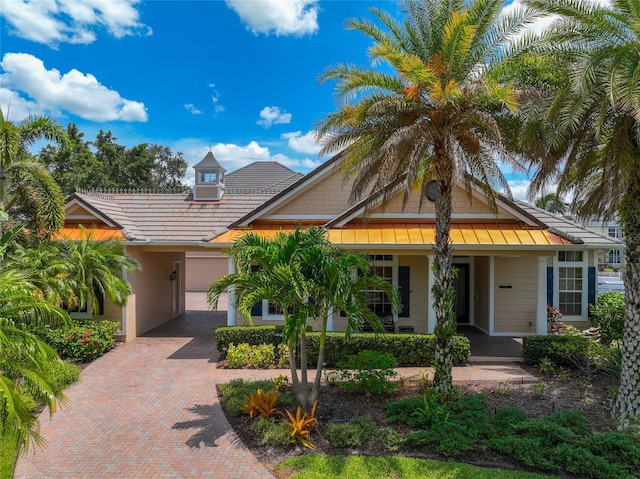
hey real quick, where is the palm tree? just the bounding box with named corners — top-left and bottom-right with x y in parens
top-left (522, 0), bottom-right (640, 427)
top-left (0, 109), bottom-right (68, 237)
top-left (57, 226), bottom-right (141, 315)
top-left (316, 0), bottom-right (534, 393)
top-left (208, 227), bottom-right (400, 407)
top-left (534, 193), bottom-right (567, 215)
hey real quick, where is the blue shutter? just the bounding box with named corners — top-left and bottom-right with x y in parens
top-left (250, 265), bottom-right (262, 316)
top-left (398, 266), bottom-right (410, 317)
top-left (587, 266), bottom-right (596, 314)
top-left (547, 267), bottom-right (554, 306)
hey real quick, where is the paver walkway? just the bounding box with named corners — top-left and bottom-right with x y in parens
top-left (14, 298), bottom-right (535, 479)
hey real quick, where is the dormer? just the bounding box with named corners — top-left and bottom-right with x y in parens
top-left (193, 151), bottom-right (226, 201)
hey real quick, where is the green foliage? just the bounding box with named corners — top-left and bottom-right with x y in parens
top-left (46, 360), bottom-right (80, 390)
top-left (215, 326), bottom-right (471, 366)
top-left (589, 292), bottom-right (625, 344)
top-left (523, 335), bottom-right (591, 368)
top-left (384, 397), bottom-right (429, 429)
top-left (251, 418), bottom-right (291, 447)
top-left (377, 427), bottom-right (406, 452)
top-left (218, 379), bottom-right (293, 417)
top-left (326, 417), bottom-right (378, 448)
top-left (336, 350), bottom-right (399, 398)
top-left (35, 320), bottom-right (118, 362)
top-left (226, 343), bottom-right (275, 369)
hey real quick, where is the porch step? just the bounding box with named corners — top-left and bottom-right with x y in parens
top-left (469, 356), bottom-right (523, 363)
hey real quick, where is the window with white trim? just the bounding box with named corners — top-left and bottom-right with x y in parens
top-left (198, 170), bottom-right (218, 184)
top-left (367, 255), bottom-right (395, 318)
top-left (557, 251), bottom-right (585, 317)
top-left (608, 250), bottom-right (621, 264)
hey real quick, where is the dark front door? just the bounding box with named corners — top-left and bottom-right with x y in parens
top-left (453, 263), bottom-right (470, 324)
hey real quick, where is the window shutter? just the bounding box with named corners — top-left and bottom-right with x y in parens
top-left (588, 266), bottom-right (596, 314)
top-left (398, 266), bottom-right (410, 317)
top-left (547, 267), bottom-right (554, 306)
top-left (250, 265), bottom-right (262, 317)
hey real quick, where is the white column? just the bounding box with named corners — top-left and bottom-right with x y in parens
top-left (427, 255), bottom-right (436, 333)
top-left (489, 256), bottom-right (495, 335)
top-left (227, 255), bottom-right (237, 326)
top-left (327, 308), bottom-right (334, 332)
top-left (536, 257), bottom-right (548, 335)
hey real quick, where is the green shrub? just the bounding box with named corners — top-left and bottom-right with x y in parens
top-left (552, 443), bottom-right (628, 479)
top-left (522, 335), bottom-right (591, 368)
top-left (216, 326), bottom-right (471, 366)
top-left (590, 292), bottom-right (625, 344)
top-left (384, 397), bottom-right (427, 428)
top-left (490, 407), bottom-right (528, 438)
top-left (276, 343), bottom-right (289, 368)
top-left (377, 427), bottom-right (406, 452)
top-left (326, 417), bottom-right (378, 448)
top-left (226, 343), bottom-right (275, 369)
top-left (336, 350), bottom-right (399, 397)
top-left (48, 360), bottom-right (81, 389)
top-left (251, 417), bottom-right (291, 447)
top-left (218, 378), bottom-right (293, 416)
top-left (581, 431), bottom-right (640, 476)
top-left (35, 320), bottom-right (119, 362)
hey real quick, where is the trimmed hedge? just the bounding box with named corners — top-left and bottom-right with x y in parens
top-left (522, 335), bottom-right (591, 367)
top-left (215, 326), bottom-right (470, 366)
top-left (35, 320), bottom-right (119, 363)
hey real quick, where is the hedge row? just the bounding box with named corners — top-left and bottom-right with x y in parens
top-left (215, 326), bottom-right (470, 367)
top-left (522, 335), bottom-right (591, 367)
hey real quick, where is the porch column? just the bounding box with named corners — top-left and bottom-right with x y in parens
top-left (536, 256), bottom-right (548, 335)
top-left (327, 309), bottom-right (334, 332)
top-left (427, 255), bottom-right (436, 333)
top-left (227, 255), bottom-right (237, 326)
top-left (489, 256), bottom-right (495, 335)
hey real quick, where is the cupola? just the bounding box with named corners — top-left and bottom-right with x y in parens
top-left (193, 151), bottom-right (226, 200)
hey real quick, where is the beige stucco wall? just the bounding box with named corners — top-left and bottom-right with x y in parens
top-left (493, 255), bottom-right (538, 334)
top-left (473, 256), bottom-right (490, 332)
top-left (128, 249), bottom-right (186, 337)
top-left (186, 253), bottom-right (228, 291)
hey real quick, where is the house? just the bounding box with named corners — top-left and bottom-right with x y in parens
top-left (209, 154), bottom-right (622, 336)
top-left (59, 152), bottom-right (302, 340)
top-left (59, 152), bottom-right (621, 341)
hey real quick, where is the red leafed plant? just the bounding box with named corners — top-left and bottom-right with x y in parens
top-left (241, 388), bottom-right (282, 419)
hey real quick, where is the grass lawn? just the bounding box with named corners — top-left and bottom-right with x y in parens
top-left (275, 455), bottom-right (558, 479)
top-left (0, 431), bottom-right (19, 479)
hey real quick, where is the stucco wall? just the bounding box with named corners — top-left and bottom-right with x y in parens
top-left (128, 249), bottom-right (186, 336)
top-left (473, 256), bottom-right (490, 332)
top-left (493, 255), bottom-right (538, 333)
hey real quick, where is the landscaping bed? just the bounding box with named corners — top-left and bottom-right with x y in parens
top-left (219, 366), bottom-right (630, 479)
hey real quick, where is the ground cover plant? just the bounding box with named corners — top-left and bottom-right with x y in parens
top-left (219, 362), bottom-right (638, 479)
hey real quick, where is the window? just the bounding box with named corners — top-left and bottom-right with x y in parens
top-left (198, 170), bottom-right (218, 184)
top-left (608, 250), bottom-right (621, 264)
top-left (607, 226), bottom-right (621, 238)
top-left (367, 256), bottom-right (394, 318)
top-left (557, 251), bottom-right (586, 317)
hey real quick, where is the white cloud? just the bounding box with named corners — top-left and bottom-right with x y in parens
top-left (281, 130), bottom-right (322, 154)
top-left (185, 103), bottom-right (203, 115)
top-left (257, 106), bottom-right (292, 128)
top-left (174, 139), bottom-right (319, 185)
top-left (226, 0), bottom-right (319, 36)
top-left (0, 52), bottom-right (148, 122)
top-left (505, 179), bottom-right (531, 201)
top-left (0, 0), bottom-right (151, 46)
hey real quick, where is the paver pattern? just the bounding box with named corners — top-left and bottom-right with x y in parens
top-left (14, 294), bottom-right (535, 479)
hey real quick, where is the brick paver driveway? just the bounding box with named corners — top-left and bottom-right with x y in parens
top-left (14, 309), bottom-right (276, 479)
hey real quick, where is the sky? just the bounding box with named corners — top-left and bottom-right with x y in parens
top-left (0, 0), bottom-right (603, 196)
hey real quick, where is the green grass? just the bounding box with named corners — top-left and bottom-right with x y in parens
top-left (276, 454), bottom-right (559, 479)
top-left (0, 431), bottom-right (19, 479)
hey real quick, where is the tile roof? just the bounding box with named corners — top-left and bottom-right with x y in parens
top-left (193, 151), bottom-right (225, 170)
top-left (224, 161), bottom-right (303, 194)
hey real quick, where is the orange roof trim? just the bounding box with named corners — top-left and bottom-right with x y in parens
top-left (53, 227), bottom-right (126, 241)
top-left (211, 223), bottom-right (572, 246)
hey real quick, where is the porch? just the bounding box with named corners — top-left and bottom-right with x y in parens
top-left (458, 325), bottom-right (523, 361)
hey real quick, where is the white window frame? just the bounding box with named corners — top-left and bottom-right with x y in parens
top-left (367, 254), bottom-right (399, 322)
top-left (554, 250), bottom-right (588, 320)
top-left (198, 170), bottom-right (218, 184)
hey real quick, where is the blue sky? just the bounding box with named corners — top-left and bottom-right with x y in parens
top-left (1, 0), bottom-right (564, 195)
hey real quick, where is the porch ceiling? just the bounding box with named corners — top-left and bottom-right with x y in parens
top-left (210, 223), bottom-right (573, 246)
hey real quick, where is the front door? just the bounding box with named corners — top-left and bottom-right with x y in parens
top-left (453, 263), bottom-right (470, 324)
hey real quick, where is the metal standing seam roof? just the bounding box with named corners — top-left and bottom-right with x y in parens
top-left (209, 223), bottom-right (574, 247)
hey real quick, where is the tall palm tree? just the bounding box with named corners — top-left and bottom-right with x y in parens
top-left (208, 228), bottom-right (400, 407)
top-left (0, 109), bottom-right (68, 237)
top-left (316, 0), bottom-right (534, 392)
top-left (523, 0), bottom-right (640, 427)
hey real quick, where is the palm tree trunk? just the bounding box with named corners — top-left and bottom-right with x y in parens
top-left (614, 167), bottom-right (640, 427)
top-left (310, 313), bottom-right (328, 405)
top-left (432, 148), bottom-right (456, 394)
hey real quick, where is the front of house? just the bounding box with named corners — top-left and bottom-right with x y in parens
top-left (59, 152), bottom-right (621, 341)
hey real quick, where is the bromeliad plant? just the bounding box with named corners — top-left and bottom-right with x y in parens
top-left (284, 401), bottom-right (318, 449)
top-left (241, 388), bottom-right (282, 419)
